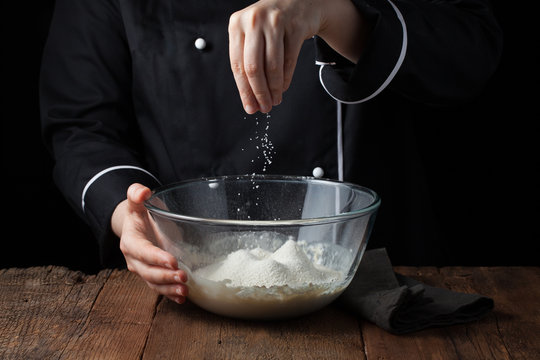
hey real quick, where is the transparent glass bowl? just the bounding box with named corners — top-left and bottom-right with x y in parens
top-left (145, 175), bottom-right (380, 319)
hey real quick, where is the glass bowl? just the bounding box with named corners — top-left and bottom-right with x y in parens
top-left (144, 175), bottom-right (380, 319)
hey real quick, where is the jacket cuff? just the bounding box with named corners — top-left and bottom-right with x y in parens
top-left (83, 166), bottom-right (161, 267)
top-left (314, 0), bottom-right (407, 103)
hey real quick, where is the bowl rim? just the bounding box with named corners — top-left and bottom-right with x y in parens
top-left (144, 174), bottom-right (381, 227)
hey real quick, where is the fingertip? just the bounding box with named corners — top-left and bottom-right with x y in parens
top-left (141, 187), bottom-right (152, 200)
top-left (175, 284), bottom-right (189, 297)
top-left (272, 93), bottom-right (282, 106)
top-left (162, 254), bottom-right (178, 270)
top-left (167, 295), bottom-right (186, 304)
top-left (245, 103), bottom-right (257, 114)
top-left (282, 78), bottom-right (292, 92)
top-left (174, 271), bottom-right (188, 283)
top-left (128, 183), bottom-right (151, 203)
top-left (260, 104), bottom-right (272, 114)
top-left (127, 183), bottom-right (140, 199)
top-left (178, 270), bottom-right (188, 283)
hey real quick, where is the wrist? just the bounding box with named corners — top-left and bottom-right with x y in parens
top-left (316, 0), bottom-right (368, 63)
top-left (111, 198), bottom-right (129, 238)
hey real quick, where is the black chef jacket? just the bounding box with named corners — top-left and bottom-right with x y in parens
top-left (40, 0), bottom-right (502, 267)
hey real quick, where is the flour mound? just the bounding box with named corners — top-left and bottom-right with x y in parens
top-left (194, 239), bottom-right (342, 288)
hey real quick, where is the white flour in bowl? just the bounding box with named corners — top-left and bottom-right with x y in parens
top-left (194, 239), bottom-right (342, 287)
top-left (188, 238), bottom-right (347, 319)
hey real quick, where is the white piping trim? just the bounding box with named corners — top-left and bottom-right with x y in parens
top-left (81, 165), bottom-right (161, 212)
top-left (336, 101), bottom-right (344, 181)
top-left (315, 60), bottom-right (336, 66)
top-left (318, 0), bottom-right (408, 104)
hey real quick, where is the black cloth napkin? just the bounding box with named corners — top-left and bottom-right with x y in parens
top-left (337, 248), bottom-right (494, 334)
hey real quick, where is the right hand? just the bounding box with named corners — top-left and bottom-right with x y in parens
top-left (228, 0), bottom-right (368, 114)
top-left (112, 183), bottom-right (189, 304)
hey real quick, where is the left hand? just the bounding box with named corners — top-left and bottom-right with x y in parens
top-left (112, 183), bottom-right (189, 305)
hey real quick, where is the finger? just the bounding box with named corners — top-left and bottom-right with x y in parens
top-left (123, 235), bottom-right (178, 270)
top-left (244, 31), bottom-right (273, 113)
top-left (147, 281), bottom-right (189, 298)
top-left (127, 183), bottom-right (152, 206)
top-left (264, 27), bottom-right (284, 106)
top-left (167, 295), bottom-right (187, 305)
top-left (282, 33), bottom-right (302, 92)
top-left (128, 259), bottom-right (187, 284)
top-left (229, 20), bottom-right (259, 114)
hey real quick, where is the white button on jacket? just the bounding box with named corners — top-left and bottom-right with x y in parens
top-left (312, 167), bottom-right (324, 178)
top-left (194, 38), bottom-right (206, 50)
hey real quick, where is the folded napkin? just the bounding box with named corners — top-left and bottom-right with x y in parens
top-left (337, 248), bottom-right (494, 334)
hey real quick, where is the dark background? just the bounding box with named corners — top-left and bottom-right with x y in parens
top-left (2, 1), bottom-right (538, 272)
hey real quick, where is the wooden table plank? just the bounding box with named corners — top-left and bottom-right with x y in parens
top-left (453, 267), bottom-right (540, 360)
top-left (1, 266), bottom-right (539, 359)
top-left (430, 267), bottom-right (515, 360)
top-left (142, 298), bottom-right (366, 360)
top-left (58, 269), bottom-right (160, 360)
top-left (0, 266), bottom-right (111, 359)
top-left (426, 267), bottom-right (540, 360)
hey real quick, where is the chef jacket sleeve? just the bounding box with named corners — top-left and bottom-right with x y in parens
top-left (40, 0), bottom-right (160, 266)
top-left (314, 0), bottom-right (503, 106)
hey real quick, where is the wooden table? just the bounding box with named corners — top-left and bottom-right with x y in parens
top-left (1, 266), bottom-right (538, 359)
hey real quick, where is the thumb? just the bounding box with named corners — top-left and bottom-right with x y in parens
top-left (127, 183), bottom-right (152, 208)
top-left (111, 183), bottom-right (152, 238)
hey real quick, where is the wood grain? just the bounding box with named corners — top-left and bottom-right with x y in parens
top-left (0, 266), bottom-right (111, 359)
top-left (143, 299), bottom-right (366, 359)
top-left (58, 269), bottom-right (160, 359)
top-left (1, 266), bottom-right (539, 359)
